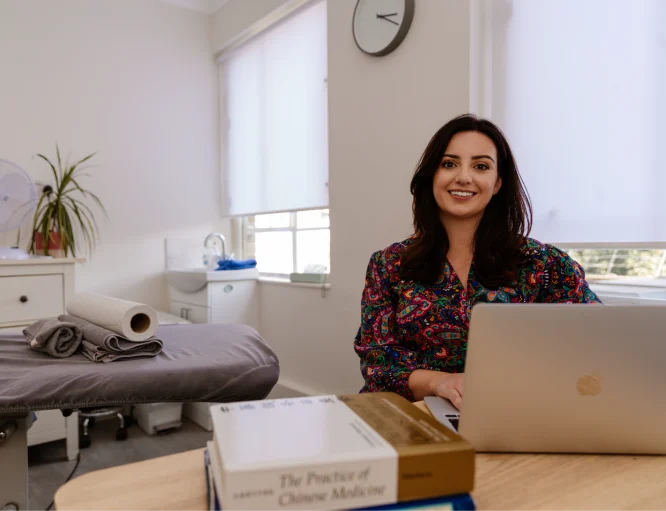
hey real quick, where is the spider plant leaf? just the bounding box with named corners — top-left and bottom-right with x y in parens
top-left (64, 197), bottom-right (97, 253)
top-left (31, 192), bottom-right (48, 232)
top-left (56, 144), bottom-right (62, 175)
top-left (69, 164), bottom-right (96, 179)
top-left (84, 191), bottom-right (108, 218)
top-left (60, 165), bottom-right (77, 195)
top-left (68, 198), bottom-right (101, 233)
top-left (33, 201), bottom-right (50, 225)
top-left (57, 198), bottom-right (72, 255)
top-left (64, 197), bottom-right (95, 244)
top-left (63, 207), bottom-right (78, 257)
top-left (35, 154), bottom-right (59, 190)
top-left (65, 177), bottom-right (85, 196)
top-left (72, 152), bottom-right (96, 170)
top-left (40, 203), bottom-right (54, 256)
top-left (67, 204), bottom-right (94, 256)
top-left (58, 204), bottom-right (70, 256)
top-left (68, 176), bottom-right (108, 219)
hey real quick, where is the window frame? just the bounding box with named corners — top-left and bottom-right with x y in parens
top-left (562, 247), bottom-right (666, 285)
top-left (242, 209), bottom-right (330, 278)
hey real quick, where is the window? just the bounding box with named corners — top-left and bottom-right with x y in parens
top-left (482, 0), bottom-right (666, 290)
top-left (217, 0), bottom-right (328, 277)
top-left (485, 0), bottom-right (666, 245)
top-left (218, 0), bottom-right (328, 218)
top-left (243, 209), bottom-right (330, 276)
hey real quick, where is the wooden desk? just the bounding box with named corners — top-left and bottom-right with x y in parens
top-left (55, 403), bottom-right (666, 510)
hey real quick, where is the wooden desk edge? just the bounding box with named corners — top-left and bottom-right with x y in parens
top-left (54, 402), bottom-right (436, 510)
top-left (54, 401), bottom-right (666, 510)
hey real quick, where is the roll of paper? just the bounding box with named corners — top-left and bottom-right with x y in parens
top-left (66, 292), bottom-right (158, 342)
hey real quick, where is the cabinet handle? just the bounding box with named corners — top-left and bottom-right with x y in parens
top-left (224, 285), bottom-right (233, 293)
top-left (0, 419), bottom-right (17, 445)
top-left (19, 295), bottom-right (28, 303)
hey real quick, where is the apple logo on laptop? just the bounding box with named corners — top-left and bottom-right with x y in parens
top-left (576, 371), bottom-right (603, 396)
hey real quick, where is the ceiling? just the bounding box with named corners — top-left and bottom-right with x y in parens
top-left (159, 0), bottom-right (231, 14)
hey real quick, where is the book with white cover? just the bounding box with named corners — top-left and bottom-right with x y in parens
top-left (209, 392), bottom-right (474, 510)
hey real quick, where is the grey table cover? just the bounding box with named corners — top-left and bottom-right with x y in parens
top-left (0, 323), bottom-right (279, 413)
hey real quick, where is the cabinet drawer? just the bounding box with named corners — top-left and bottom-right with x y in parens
top-left (0, 274), bottom-right (64, 324)
top-left (169, 300), bottom-right (210, 324)
top-left (169, 286), bottom-right (209, 308)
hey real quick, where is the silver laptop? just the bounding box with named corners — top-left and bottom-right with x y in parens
top-left (425, 304), bottom-right (666, 454)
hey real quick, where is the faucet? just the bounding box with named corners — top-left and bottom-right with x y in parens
top-left (204, 232), bottom-right (228, 262)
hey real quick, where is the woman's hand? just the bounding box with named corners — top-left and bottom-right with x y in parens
top-left (408, 369), bottom-right (465, 409)
top-left (430, 372), bottom-right (464, 410)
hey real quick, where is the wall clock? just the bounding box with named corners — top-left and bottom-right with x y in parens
top-left (352, 0), bottom-right (415, 57)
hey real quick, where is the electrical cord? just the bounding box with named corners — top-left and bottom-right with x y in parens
top-left (45, 452), bottom-right (81, 510)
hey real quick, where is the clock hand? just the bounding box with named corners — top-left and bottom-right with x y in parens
top-left (376, 13), bottom-right (399, 26)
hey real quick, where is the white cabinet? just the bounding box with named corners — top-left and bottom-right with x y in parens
top-left (0, 258), bottom-right (82, 461)
top-left (168, 279), bottom-right (259, 330)
top-left (168, 274), bottom-right (259, 431)
top-left (0, 274), bottom-right (64, 324)
top-left (169, 301), bottom-right (210, 324)
top-left (210, 281), bottom-right (257, 326)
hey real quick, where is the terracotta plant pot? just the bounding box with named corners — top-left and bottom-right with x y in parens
top-left (34, 231), bottom-right (65, 257)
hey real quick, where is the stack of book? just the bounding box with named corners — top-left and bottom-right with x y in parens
top-left (204, 392), bottom-right (476, 510)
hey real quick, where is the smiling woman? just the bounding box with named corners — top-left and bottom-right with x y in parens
top-left (353, 114), bottom-right (601, 409)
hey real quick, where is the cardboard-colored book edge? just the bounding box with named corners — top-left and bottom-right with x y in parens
top-left (340, 393), bottom-right (475, 501)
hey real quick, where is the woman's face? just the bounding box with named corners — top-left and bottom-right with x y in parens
top-left (432, 130), bottom-right (502, 223)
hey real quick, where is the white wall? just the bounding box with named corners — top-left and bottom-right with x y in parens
top-left (0, 0), bottom-right (219, 309)
top-left (212, 0), bottom-right (471, 395)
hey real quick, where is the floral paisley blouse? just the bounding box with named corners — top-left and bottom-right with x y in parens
top-left (353, 237), bottom-right (601, 401)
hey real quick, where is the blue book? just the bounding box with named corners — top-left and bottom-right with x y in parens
top-left (204, 449), bottom-right (221, 511)
top-left (357, 493), bottom-right (475, 510)
top-left (204, 448), bottom-right (474, 511)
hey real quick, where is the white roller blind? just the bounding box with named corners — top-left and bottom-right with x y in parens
top-left (221, 0), bottom-right (328, 217)
top-left (488, 0), bottom-right (665, 244)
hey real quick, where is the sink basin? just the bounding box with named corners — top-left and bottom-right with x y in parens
top-left (167, 268), bottom-right (259, 294)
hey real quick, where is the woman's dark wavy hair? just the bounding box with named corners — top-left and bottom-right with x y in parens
top-left (400, 114), bottom-right (533, 289)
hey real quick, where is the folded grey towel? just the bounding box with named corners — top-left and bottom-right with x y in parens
top-left (23, 318), bottom-right (83, 358)
top-left (59, 314), bottom-right (163, 363)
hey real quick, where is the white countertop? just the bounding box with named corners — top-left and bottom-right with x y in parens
top-left (0, 257), bottom-right (85, 266)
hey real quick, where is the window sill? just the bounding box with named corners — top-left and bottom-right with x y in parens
top-left (588, 277), bottom-right (666, 288)
top-left (589, 278), bottom-right (666, 302)
top-left (258, 276), bottom-right (331, 290)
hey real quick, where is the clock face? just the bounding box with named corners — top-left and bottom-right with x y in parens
top-left (353, 0), bottom-right (414, 56)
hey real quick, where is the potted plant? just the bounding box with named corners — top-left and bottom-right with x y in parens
top-left (29, 145), bottom-right (107, 258)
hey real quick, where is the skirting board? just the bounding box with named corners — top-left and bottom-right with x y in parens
top-left (266, 379), bottom-right (318, 399)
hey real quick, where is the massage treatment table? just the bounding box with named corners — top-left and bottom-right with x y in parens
top-left (0, 323), bottom-right (280, 510)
